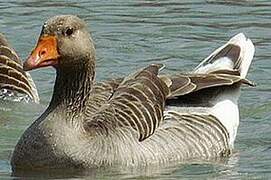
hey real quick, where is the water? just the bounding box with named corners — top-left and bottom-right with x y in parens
top-left (0, 0), bottom-right (270, 179)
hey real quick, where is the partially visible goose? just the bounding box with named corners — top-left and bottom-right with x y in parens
top-left (0, 33), bottom-right (39, 103)
top-left (11, 15), bottom-right (255, 171)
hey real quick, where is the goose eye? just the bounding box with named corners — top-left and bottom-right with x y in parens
top-left (65, 27), bottom-right (74, 36)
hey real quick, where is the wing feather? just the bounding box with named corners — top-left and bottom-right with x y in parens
top-left (84, 64), bottom-right (252, 142)
top-left (0, 33), bottom-right (39, 102)
top-left (167, 72), bottom-right (253, 99)
top-left (160, 111), bottom-right (231, 157)
top-left (85, 64), bottom-right (169, 141)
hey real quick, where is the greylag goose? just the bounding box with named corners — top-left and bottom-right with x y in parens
top-left (0, 33), bottom-right (39, 103)
top-left (11, 15), bottom-right (255, 171)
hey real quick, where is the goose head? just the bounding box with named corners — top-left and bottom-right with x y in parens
top-left (23, 15), bottom-right (96, 72)
top-left (23, 15), bottom-right (96, 109)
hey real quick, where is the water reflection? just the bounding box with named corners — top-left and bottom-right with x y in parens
top-left (11, 156), bottom-right (239, 179)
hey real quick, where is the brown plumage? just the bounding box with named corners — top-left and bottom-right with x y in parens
top-left (11, 15), bottom-right (254, 171)
top-left (0, 33), bottom-right (39, 103)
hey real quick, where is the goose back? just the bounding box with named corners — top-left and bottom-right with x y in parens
top-left (80, 33), bottom-right (254, 166)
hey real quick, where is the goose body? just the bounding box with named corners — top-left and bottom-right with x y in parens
top-left (0, 33), bottom-right (39, 103)
top-left (11, 15), bottom-right (254, 171)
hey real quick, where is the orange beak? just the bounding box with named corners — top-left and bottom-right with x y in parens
top-left (23, 35), bottom-right (60, 71)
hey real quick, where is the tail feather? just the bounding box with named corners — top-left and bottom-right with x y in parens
top-left (194, 33), bottom-right (255, 148)
top-left (167, 33), bottom-right (255, 149)
top-left (194, 33), bottom-right (255, 79)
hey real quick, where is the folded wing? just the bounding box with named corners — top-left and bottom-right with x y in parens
top-left (0, 33), bottom-right (39, 103)
top-left (85, 64), bottom-right (169, 141)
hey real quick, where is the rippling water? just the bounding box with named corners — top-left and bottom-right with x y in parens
top-left (0, 0), bottom-right (270, 179)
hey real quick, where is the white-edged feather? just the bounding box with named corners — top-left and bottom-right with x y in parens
top-left (194, 33), bottom-right (255, 79)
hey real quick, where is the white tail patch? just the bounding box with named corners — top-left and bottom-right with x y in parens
top-left (197, 33), bottom-right (255, 147)
top-left (209, 88), bottom-right (240, 148)
top-left (237, 34), bottom-right (255, 78)
top-left (167, 33), bottom-right (254, 149)
top-left (194, 56), bottom-right (235, 74)
top-left (194, 33), bottom-right (255, 79)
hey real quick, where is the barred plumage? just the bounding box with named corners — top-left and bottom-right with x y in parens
top-left (11, 15), bottom-right (255, 171)
top-left (0, 33), bottom-right (39, 103)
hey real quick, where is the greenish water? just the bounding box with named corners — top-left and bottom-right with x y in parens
top-left (0, 0), bottom-right (270, 179)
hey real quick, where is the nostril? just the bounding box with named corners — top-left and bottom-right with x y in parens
top-left (39, 49), bottom-right (46, 57)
